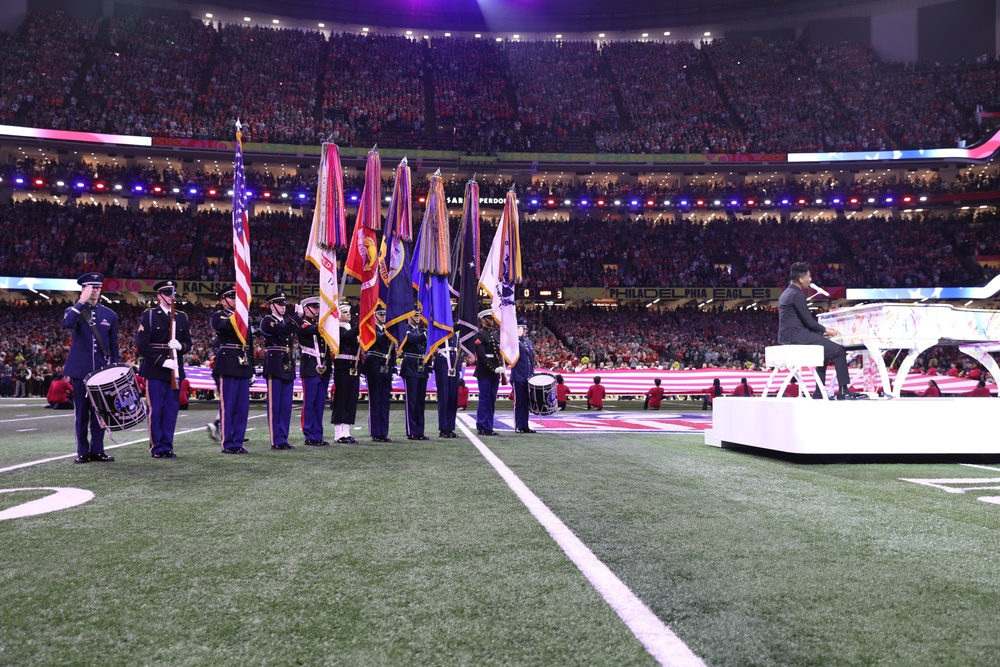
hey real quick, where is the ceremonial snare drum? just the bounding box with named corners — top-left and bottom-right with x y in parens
top-left (527, 372), bottom-right (559, 416)
top-left (83, 363), bottom-right (148, 431)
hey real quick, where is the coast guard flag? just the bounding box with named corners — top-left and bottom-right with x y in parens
top-left (305, 142), bottom-right (347, 354)
top-left (231, 120), bottom-right (252, 345)
top-left (411, 169), bottom-right (453, 361)
top-left (479, 189), bottom-right (522, 366)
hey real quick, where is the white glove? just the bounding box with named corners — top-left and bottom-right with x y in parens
top-left (167, 339), bottom-right (182, 351)
top-left (295, 304), bottom-right (304, 317)
top-left (494, 367), bottom-right (504, 375)
top-left (162, 359), bottom-right (178, 371)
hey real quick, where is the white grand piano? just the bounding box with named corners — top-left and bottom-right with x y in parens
top-left (706, 302), bottom-right (1000, 456)
top-left (817, 303), bottom-right (1000, 398)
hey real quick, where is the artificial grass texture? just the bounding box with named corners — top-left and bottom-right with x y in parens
top-left (4, 398), bottom-right (1000, 666)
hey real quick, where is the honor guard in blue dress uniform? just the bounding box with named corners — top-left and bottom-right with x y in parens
top-left (62, 272), bottom-right (120, 463)
top-left (330, 303), bottom-right (361, 444)
top-left (294, 296), bottom-right (332, 447)
top-left (511, 320), bottom-right (537, 433)
top-left (433, 328), bottom-right (464, 439)
top-left (362, 308), bottom-right (395, 442)
top-left (211, 284), bottom-right (254, 454)
top-left (260, 292), bottom-right (298, 450)
top-left (472, 309), bottom-right (503, 436)
top-left (136, 280), bottom-right (193, 458)
top-left (400, 311), bottom-right (430, 440)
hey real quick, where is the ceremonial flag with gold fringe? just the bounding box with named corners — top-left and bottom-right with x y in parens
top-left (344, 148), bottom-right (381, 350)
top-left (378, 157), bottom-right (415, 348)
top-left (479, 188), bottom-right (522, 366)
top-left (231, 120), bottom-right (252, 345)
top-left (411, 169), bottom-right (453, 361)
top-left (305, 142), bottom-right (347, 354)
top-left (451, 178), bottom-right (480, 358)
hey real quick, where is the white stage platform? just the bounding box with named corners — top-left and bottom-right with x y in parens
top-left (705, 396), bottom-right (1000, 456)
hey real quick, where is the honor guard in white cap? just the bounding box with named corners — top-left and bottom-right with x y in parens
top-left (210, 284), bottom-right (253, 454)
top-left (329, 302), bottom-right (361, 444)
top-left (400, 306), bottom-right (429, 440)
top-left (511, 319), bottom-right (536, 433)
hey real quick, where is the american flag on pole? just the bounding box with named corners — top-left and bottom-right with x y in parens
top-left (231, 120), bottom-right (252, 345)
top-left (305, 142), bottom-right (347, 354)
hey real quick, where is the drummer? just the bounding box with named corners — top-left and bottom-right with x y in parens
top-left (62, 272), bottom-right (120, 464)
top-left (511, 318), bottom-right (537, 434)
top-left (137, 279), bottom-right (192, 459)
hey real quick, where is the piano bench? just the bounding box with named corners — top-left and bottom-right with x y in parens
top-left (763, 345), bottom-right (828, 399)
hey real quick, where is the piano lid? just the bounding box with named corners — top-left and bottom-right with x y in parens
top-left (817, 303), bottom-right (1000, 348)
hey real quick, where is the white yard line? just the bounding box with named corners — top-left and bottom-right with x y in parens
top-left (456, 421), bottom-right (705, 667)
top-left (0, 415), bottom-right (268, 474)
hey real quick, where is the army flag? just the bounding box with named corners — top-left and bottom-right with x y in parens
top-left (344, 148), bottom-right (381, 350)
top-left (305, 142), bottom-right (347, 354)
top-left (479, 188), bottom-right (522, 366)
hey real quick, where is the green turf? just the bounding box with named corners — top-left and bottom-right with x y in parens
top-left (3, 398), bottom-right (1000, 666)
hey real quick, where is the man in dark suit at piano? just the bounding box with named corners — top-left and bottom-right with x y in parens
top-left (777, 262), bottom-right (868, 400)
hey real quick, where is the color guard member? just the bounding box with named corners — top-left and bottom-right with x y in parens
top-left (433, 329), bottom-right (464, 439)
top-left (62, 272), bottom-right (120, 463)
top-left (260, 291), bottom-right (298, 450)
top-left (295, 296), bottom-right (332, 447)
top-left (362, 308), bottom-right (394, 442)
top-left (330, 303), bottom-right (361, 444)
top-left (400, 310), bottom-right (430, 440)
top-left (511, 319), bottom-right (536, 433)
top-left (136, 279), bottom-right (192, 458)
top-left (472, 309), bottom-right (503, 436)
top-left (211, 284), bottom-right (253, 454)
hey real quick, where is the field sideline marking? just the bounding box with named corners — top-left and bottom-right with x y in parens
top-left (0, 415), bottom-right (267, 474)
top-left (456, 422), bottom-right (705, 667)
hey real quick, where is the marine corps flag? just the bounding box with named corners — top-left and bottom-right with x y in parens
top-left (344, 148), bottom-right (381, 350)
top-left (305, 142), bottom-right (347, 354)
top-left (378, 157), bottom-right (415, 347)
top-left (479, 188), bottom-right (522, 366)
top-left (450, 178), bottom-right (480, 358)
top-left (411, 169), bottom-right (453, 361)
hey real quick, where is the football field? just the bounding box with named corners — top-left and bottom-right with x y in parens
top-left (3, 398), bottom-right (1000, 666)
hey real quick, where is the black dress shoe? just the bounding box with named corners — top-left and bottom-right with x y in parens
top-left (838, 389), bottom-right (870, 401)
top-left (318, 440), bottom-right (331, 447)
top-left (515, 428), bottom-right (536, 433)
top-left (151, 452), bottom-right (168, 458)
top-left (304, 439), bottom-right (322, 447)
top-left (90, 453), bottom-right (115, 462)
top-left (74, 455), bottom-right (90, 464)
top-left (480, 430), bottom-right (499, 436)
top-left (345, 436), bottom-right (358, 444)
top-left (234, 447), bottom-right (250, 454)
top-left (408, 434), bottom-right (429, 441)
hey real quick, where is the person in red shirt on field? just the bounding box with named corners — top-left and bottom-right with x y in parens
top-left (967, 378), bottom-right (992, 397)
top-left (586, 376), bottom-right (606, 410)
top-left (179, 376), bottom-right (192, 410)
top-left (45, 373), bottom-right (73, 409)
top-left (919, 380), bottom-right (941, 397)
top-left (644, 378), bottom-right (664, 410)
top-left (730, 377), bottom-right (754, 397)
top-left (457, 379), bottom-right (469, 410)
top-left (555, 374), bottom-right (570, 410)
top-left (702, 378), bottom-right (723, 410)
top-left (782, 377), bottom-right (799, 397)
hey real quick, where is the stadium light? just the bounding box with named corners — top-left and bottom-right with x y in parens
top-left (297, 193), bottom-right (307, 200)
top-left (580, 199), bottom-right (588, 206)
top-left (646, 200), bottom-right (655, 207)
top-left (14, 177), bottom-right (24, 185)
top-left (563, 199), bottom-right (571, 205)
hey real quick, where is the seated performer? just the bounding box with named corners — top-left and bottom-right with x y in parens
top-left (777, 262), bottom-right (867, 400)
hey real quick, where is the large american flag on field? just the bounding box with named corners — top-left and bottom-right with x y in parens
top-left (231, 121), bottom-right (252, 345)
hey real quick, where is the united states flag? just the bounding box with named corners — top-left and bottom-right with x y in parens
top-left (231, 122), bottom-right (252, 345)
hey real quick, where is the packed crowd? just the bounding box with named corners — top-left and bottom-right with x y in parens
top-left (1, 195), bottom-right (997, 289)
top-left (2, 12), bottom-right (997, 154)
